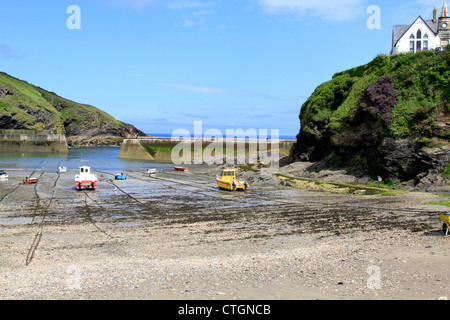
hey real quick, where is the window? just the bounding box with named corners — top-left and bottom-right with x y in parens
top-left (417, 29), bottom-right (422, 39)
top-left (410, 34), bottom-right (415, 39)
top-left (417, 40), bottom-right (422, 51)
top-left (424, 40), bottom-right (429, 50)
top-left (410, 41), bottom-right (415, 51)
top-left (424, 34), bottom-right (429, 39)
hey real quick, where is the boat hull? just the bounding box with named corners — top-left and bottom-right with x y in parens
top-left (217, 179), bottom-right (248, 192)
top-left (23, 179), bottom-right (39, 184)
top-left (75, 180), bottom-right (97, 190)
top-left (174, 167), bottom-right (189, 172)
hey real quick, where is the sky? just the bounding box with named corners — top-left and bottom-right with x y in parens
top-left (0, 0), bottom-right (446, 136)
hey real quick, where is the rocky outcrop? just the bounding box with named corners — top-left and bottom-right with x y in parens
top-left (288, 51), bottom-right (449, 191)
top-left (0, 86), bottom-right (17, 98)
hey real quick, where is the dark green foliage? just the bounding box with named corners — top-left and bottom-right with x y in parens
top-left (327, 152), bottom-right (343, 166)
top-left (300, 51), bottom-right (450, 138)
top-left (442, 162), bottom-right (450, 179)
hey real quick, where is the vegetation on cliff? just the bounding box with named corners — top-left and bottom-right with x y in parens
top-left (300, 50), bottom-right (449, 139)
top-left (0, 72), bottom-right (143, 144)
top-left (292, 50), bottom-right (449, 189)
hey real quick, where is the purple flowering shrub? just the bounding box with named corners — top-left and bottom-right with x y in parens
top-left (357, 75), bottom-right (400, 125)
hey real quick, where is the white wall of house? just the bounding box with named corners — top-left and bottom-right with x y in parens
top-left (394, 18), bottom-right (441, 54)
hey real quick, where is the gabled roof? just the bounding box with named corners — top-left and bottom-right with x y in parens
top-left (392, 16), bottom-right (439, 48)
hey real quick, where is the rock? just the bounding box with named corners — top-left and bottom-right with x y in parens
top-left (246, 173), bottom-right (280, 187)
top-left (0, 86), bottom-right (17, 98)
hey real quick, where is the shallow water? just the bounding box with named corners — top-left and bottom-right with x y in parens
top-left (0, 147), bottom-right (173, 171)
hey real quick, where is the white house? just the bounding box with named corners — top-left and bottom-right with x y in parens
top-left (391, 1), bottom-right (450, 54)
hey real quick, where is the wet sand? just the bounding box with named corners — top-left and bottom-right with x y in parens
top-left (0, 166), bottom-right (449, 300)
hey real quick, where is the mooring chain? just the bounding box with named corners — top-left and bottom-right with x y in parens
top-left (26, 172), bottom-right (48, 266)
top-left (26, 172), bottom-right (62, 266)
top-left (83, 192), bottom-right (114, 238)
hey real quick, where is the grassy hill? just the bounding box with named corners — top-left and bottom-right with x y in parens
top-left (299, 50), bottom-right (449, 139)
top-left (0, 72), bottom-right (144, 143)
top-left (291, 49), bottom-right (449, 188)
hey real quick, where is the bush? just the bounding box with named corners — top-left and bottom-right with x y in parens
top-left (357, 75), bottom-right (400, 125)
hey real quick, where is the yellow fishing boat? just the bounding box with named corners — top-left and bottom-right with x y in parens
top-left (216, 169), bottom-right (249, 192)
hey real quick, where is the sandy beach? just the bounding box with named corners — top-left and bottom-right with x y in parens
top-left (0, 166), bottom-right (449, 300)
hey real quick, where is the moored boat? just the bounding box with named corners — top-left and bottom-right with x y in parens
top-left (23, 177), bottom-right (39, 184)
top-left (216, 169), bottom-right (249, 192)
top-left (58, 166), bottom-right (67, 173)
top-left (174, 166), bottom-right (189, 172)
top-left (0, 170), bottom-right (8, 179)
top-left (115, 173), bottom-right (127, 180)
top-left (75, 166), bottom-right (97, 190)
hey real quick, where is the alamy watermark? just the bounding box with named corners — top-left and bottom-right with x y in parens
top-left (66, 265), bottom-right (82, 290)
top-left (170, 121), bottom-right (280, 169)
top-left (67, 5), bottom-right (81, 30)
top-left (367, 265), bottom-right (382, 290)
top-left (367, 5), bottom-right (381, 30)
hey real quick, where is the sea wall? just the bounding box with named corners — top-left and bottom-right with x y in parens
top-left (0, 130), bottom-right (69, 153)
top-left (118, 138), bottom-right (295, 163)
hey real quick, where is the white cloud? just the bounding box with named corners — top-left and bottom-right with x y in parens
top-left (183, 16), bottom-right (207, 26)
top-left (157, 82), bottom-right (229, 94)
top-left (258, 0), bottom-right (366, 22)
top-left (110, 0), bottom-right (156, 9)
top-left (167, 0), bottom-right (217, 10)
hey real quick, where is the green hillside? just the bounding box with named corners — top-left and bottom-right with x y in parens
top-left (300, 50), bottom-right (449, 139)
top-left (291, 49), bottom-right (449, 187)
top-left (0, 72), bottom-right (142, 138)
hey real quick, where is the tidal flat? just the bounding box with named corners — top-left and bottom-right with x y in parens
top-left (0, 166), bottom-right (449, 300)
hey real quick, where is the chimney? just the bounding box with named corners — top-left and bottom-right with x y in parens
top-left (434, 7), bottom-right (437, 22)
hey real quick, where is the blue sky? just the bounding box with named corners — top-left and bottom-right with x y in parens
top-left (0, 0), bottom-right (445, 136)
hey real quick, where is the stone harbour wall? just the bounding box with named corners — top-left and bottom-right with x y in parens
top-left (0, 130), bottom-right (69, 153)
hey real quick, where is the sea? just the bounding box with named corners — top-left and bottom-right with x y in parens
top-left (0, 147), bottom-right (172, 172)
top-left (0, 133), bottom-right (297, 172)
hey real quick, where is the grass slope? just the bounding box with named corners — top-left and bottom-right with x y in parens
top-left (300, 50), bottom-right (450, 139)
top-left (0, 72), bottom-right (140, 136)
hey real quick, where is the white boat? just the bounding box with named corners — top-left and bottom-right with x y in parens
top-left (58, 166), bottom-right (67, 173)
top-left (0, 170), bottom-right (8, 179)
top-left (146, 168), bottom-right (157, 175)
top-left (75, 166), bottom-right (98, 190)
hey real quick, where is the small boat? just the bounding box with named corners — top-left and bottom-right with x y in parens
top-left (216, 169), bottom-right (249, 192)
top-left (0, 170), bottom-right (8, 179)
top-left (175, 166), bottom-right (189, 172)
top-left (146, 168), bottom-right (157, 175)
top-left (23, 177), bottom-right (39, 184)
top-left (115, 173), bottom-right (127, 180)
top-left (75, 166), bottom-right (98, 190)
top-left (58, 166), bottom-right (67, 173)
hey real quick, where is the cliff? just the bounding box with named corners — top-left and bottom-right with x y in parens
top-left (0, 72), bottom-right (145, 147)
top-left (289, 50), bottom-right (450, 190)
